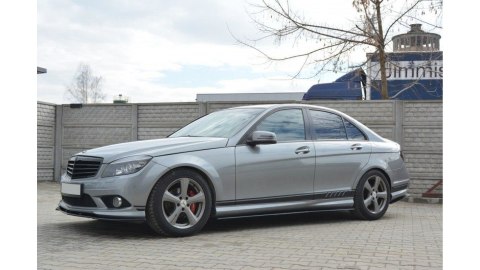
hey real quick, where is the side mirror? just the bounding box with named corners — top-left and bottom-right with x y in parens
top-left (247, 131), bottom-right (277, 146)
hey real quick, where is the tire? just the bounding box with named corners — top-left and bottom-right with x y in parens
top-left (353, 170), bottom-right (391, 220)
top-left (146, 168), bottom-right (212, 237)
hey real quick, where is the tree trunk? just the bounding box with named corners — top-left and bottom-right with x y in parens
top-left (375, 0), bottom-right (389, 99)
top-left (378, 49), bottom-right (388, 99)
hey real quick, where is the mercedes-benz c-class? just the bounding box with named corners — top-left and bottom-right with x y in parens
top-left (58, 104), bottom-right (409, 236)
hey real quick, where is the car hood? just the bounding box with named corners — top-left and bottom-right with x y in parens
top-left (76, 137), bottom-right (229, 163)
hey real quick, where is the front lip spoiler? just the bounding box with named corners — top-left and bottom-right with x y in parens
top-left (56, 205), bottom-right (146, 222)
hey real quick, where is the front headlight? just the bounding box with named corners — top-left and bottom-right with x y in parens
top-left (102, 155), bottom-right (152, 178)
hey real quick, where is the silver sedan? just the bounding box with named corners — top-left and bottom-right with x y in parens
top-left (58, 104), bottom-right (409, 236)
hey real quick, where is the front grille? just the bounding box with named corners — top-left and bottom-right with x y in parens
top-left (62, 195), bottom-right (97, 207)
top-left (67, 156), bottom-right (103, 179)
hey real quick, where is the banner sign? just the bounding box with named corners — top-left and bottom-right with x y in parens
top-left (370, 60), bottom-right (443, 81)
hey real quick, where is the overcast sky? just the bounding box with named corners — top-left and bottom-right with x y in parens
top-left (37, 0), bottom-right (440, 104)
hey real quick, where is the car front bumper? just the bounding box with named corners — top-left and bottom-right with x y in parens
top-left (57, 160), bottom-right (168, 221)
top-left (57, 202), bottom-right (146, 221)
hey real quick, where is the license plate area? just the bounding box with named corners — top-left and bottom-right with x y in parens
top-left (61, 183), bottom-right (82, 197)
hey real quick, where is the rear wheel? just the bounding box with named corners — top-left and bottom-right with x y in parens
top-left (353, 170), bottom-right (390, 220)
top-left (146, 169), bottom-right (212, 237)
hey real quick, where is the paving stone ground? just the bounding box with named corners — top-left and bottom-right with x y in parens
top-left (38, 182), bottom-right (442, 270)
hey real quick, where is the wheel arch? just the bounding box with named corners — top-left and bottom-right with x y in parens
top-left (359, 167), bottom-right (392, 191)
top-left (149, 165), bottom-right (218, 215)
top-left (368, 167), bottom-right (392, 190)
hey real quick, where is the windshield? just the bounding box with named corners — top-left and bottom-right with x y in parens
top-left (170, 108), bottom-right (264, 138)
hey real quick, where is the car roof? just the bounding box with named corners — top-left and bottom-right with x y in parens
top-left (227, 103), bottom-right (340, 113)
top-left (224, 104), bottom-right (276, 110)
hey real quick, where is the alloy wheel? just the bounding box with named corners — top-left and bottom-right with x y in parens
top-left (161, 177), bottom-right (206, 229)
top-left (362, 176), bottom-right (388, 214)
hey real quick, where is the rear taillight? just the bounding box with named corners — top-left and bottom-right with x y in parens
top-left (400, 151), bottom-right (405, 160)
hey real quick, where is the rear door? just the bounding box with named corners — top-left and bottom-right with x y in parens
top-left (308, 110), bottom-right (371, 193)
top-left (235, 109), bottom-right (315, 200)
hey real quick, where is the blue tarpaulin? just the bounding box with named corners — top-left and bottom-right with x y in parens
top-left (303, 69), bottom-right (365, 100)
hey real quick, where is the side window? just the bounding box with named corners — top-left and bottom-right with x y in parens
top-left (309, 110), bottom-right (347, 140)
top-left (344, 119), bottom-right (367, 140)
top-left (255, 109), bottom-right (305, 142)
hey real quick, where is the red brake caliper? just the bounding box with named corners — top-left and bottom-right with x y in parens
top-left (187, 189), bottom-right (198, 213)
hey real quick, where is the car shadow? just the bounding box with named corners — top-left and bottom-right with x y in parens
top-left (40, 210), bottom-right (360, 239)
top-left (39, 219), bottom-right (157, 239)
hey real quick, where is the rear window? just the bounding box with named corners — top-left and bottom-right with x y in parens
top-left (309, 110), bottom-right (347, 140)
top-left (344, 120), bottom-right (367, 140)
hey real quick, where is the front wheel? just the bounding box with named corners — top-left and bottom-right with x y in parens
top-left (146, 169), bottom-right (212, 237)
top-left (353, 170), bottom-right (391, 220)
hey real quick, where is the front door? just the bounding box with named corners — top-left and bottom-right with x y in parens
top-left (235, 109), bottom-right (315, 200)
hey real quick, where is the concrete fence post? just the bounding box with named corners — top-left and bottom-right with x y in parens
top-left (199, 102), bottom-right (207, 117)
top-left (132, 104), bottom-right (138, 141)
top-left (53, 105), bottom-right (63, 182)
top-left (205, 102), bottom-right (211, 114)
top-left (394, 100), bottom-right (404, 146)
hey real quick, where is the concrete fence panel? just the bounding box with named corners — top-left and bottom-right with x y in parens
top-left (402, 101), bottom-right (443, 200)
top-left (138, 103), bottom-right (200, 140)
top-left (37, 100), bottom-right (443, 199)
top-left (37, 102), bottom-right (56, 181)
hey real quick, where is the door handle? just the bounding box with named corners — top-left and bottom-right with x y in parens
top-left (295, 146), bottom-right (310, 154)
top-left (350, 143), bottom-right (363, 150)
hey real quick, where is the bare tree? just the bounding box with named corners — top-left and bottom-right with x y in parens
top-left (239, 0), bottom-right (442, 99)
top-left (66, 63), bottom-right (105, 103)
